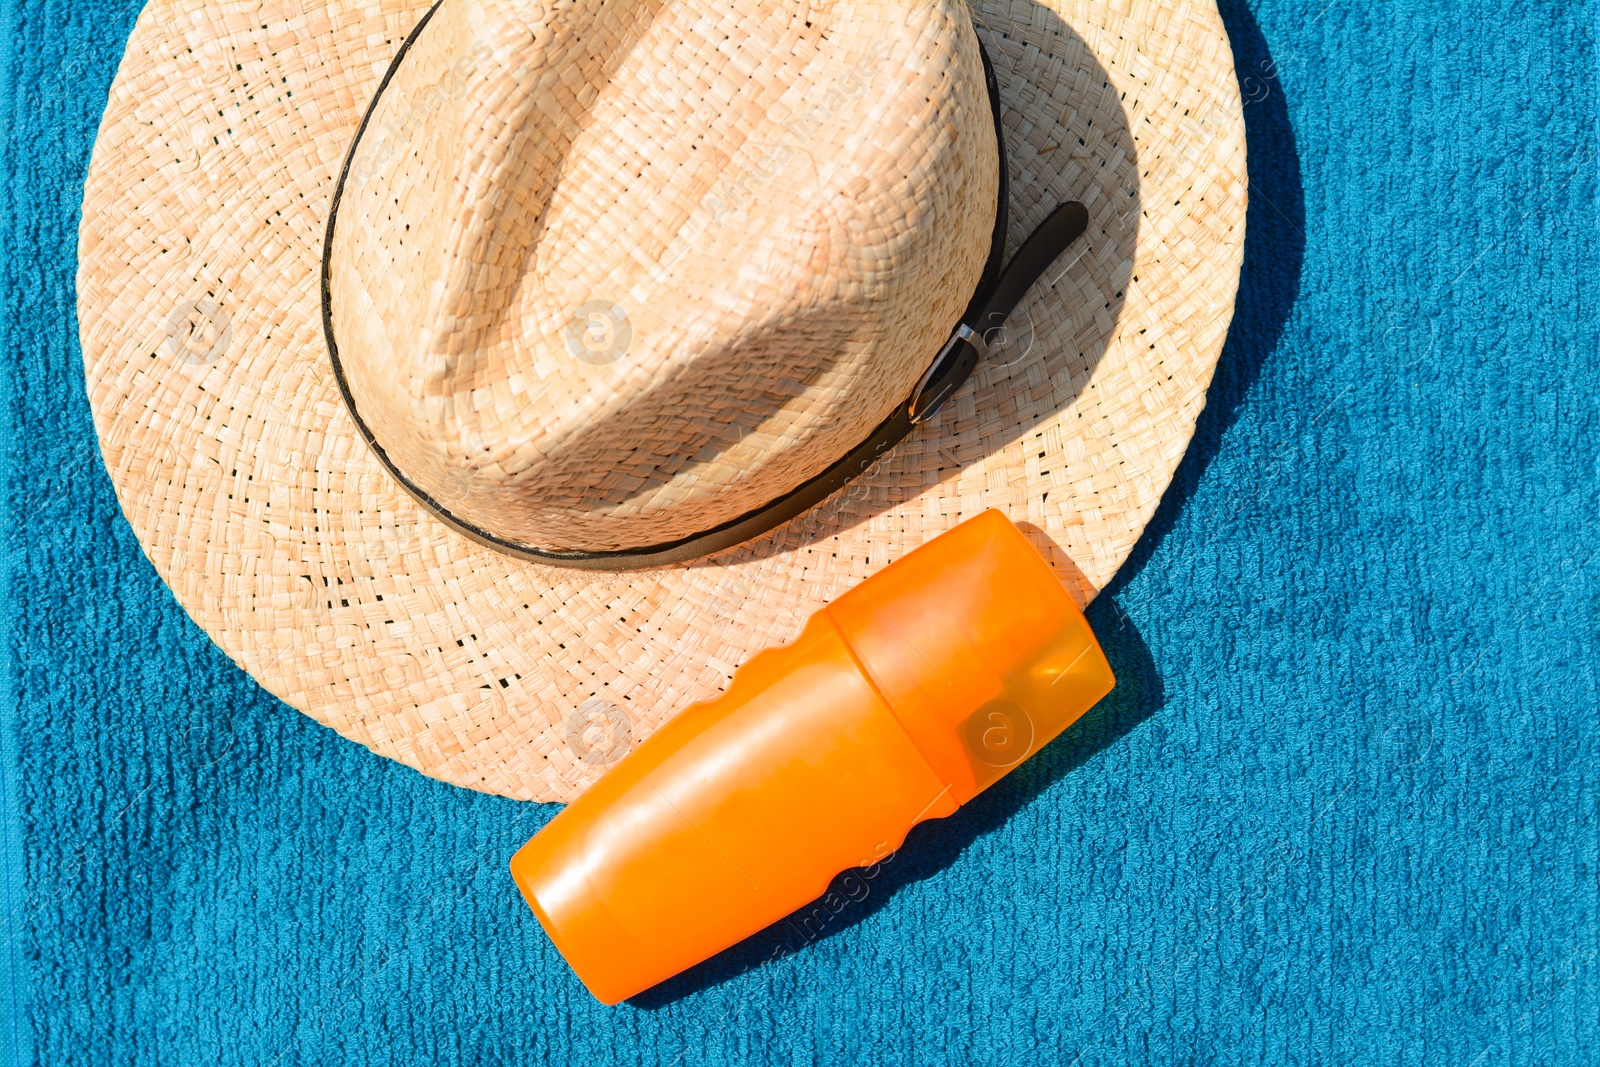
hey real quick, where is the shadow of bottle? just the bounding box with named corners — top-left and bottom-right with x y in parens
top-left (629, 592), bottom-right (1163, 1009)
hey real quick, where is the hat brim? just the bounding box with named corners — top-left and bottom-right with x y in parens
top-left (77, 0), bottom-right (1246, 802)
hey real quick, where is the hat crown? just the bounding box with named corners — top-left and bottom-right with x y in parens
top-left (326, 0), bottom-right (998, 554)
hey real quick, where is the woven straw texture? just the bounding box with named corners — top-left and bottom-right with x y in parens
top-left (329, 1), bottom-right (999, 552)
top-left (77, 0), bottom-right (1247, 802)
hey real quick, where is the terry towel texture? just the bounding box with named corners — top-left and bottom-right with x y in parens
top-left (2, 1), bottom-right (1597, 1064)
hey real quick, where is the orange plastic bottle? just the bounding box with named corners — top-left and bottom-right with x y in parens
top-left (510, 510), bottom-right (1115, 1003)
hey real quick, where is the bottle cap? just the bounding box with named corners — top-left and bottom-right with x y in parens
top-left (827, 509), bottom-right (1114, 801)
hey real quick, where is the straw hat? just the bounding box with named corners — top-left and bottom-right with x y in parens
top-left (78, 0), bottom-right (1246, 802)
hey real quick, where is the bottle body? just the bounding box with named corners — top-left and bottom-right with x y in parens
top-left (511, 510), bottom-right (1114, 1003)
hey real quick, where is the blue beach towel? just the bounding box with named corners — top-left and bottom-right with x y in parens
top-left (1, 1), bottom-right (1596, 1063)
